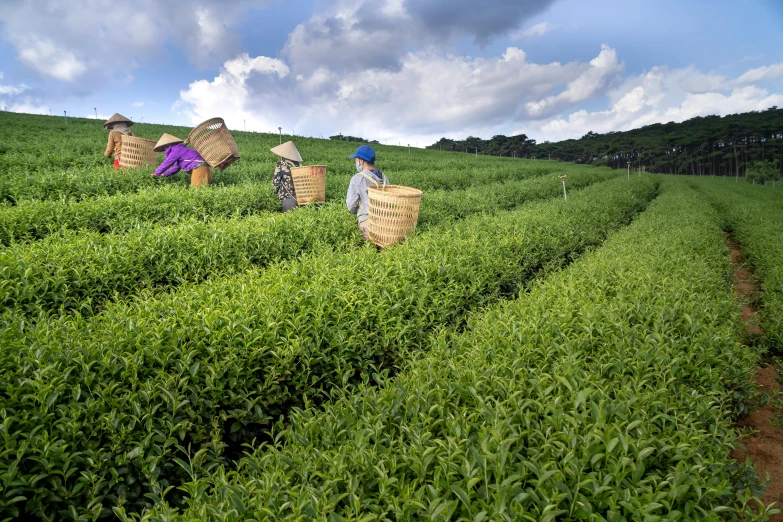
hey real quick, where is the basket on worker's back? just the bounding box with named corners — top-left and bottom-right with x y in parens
top-left (366, 183), bottom-right (423, 248)
top-left (119, 135), bottom-right (157, 169)
top-left (187, 118), bottom-right (240, 170)
top-left (290, 165), bottom-right (326, 205)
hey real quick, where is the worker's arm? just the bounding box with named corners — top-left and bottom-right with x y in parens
top-left (104, 132), bottom-right (116, 157)
top-left (348, 175), bottom-right (372, 223)
top-left (346, 176), bottom-right (361, 215)
top-left (154, 150), bottom-right (181, 176)
top-left (355, 190), bottom-right (370, 223)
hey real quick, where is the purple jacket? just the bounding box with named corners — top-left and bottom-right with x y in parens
top-left (154, 144), bottom-right (207, 176)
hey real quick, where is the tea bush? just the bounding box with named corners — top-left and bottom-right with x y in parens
top-left (129, 179), bottom-right (772, 521)
top-left (690, 178), bottom-right (783, 351)
top-left (5, 112), bottom-right (766, 521)
top-left (1, 177), bottom-right (655, 519)
top-left (1, 170), bottom-right (617, 319)
top-left (0, 112), bottom-right (571, 204)
top-left (0, 183), bottom-right (279, 245)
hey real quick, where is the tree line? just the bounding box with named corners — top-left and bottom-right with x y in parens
top-left (330, 134), bottom-right (379, 144)
top-left (428, 107), bottom-right (783, 182)
top-left (428, 134), bottom-right (537, 158)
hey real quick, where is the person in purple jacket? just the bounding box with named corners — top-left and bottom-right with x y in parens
top-left (152, 133), bottom-right (212, 187)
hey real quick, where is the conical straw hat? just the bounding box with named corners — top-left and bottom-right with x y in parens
top-left (153, 133), bottom-right (184, 152)
top-left (104, 113), bottom-right (133, 129)
top-left (270, 141), bottom-right (302, 163)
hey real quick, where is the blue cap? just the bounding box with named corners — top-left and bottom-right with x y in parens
top-left (349, 144), bottom-right (376, 163)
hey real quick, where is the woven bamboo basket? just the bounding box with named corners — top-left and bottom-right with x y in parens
top-left (187, 117), bottom-right (240, 170)
top-left (366, 184), bottom-right (423, 248)
top-left (119, 135), bottom-right (157, 169)
top-left (290, 165), bottom-right (326, 205)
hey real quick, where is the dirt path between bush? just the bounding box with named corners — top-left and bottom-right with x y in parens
top-left (726, 234), bottom-right (783, 520)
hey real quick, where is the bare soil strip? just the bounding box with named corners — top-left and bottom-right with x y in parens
top-left (726, 234), bottom-right (783, 520)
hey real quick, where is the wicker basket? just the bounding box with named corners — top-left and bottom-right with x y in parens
top-left (290, 165), bottom-right (326, 205)
top-left (119, 135), bottom-right (157, 169)
top-left (366, 184), bottom-right (423, 248)
top-left (187, 118), bottom-right (240, 170)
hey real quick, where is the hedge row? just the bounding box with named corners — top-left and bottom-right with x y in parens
top-left (0, 183), bottom-right (279, 245)
top-left (1, 177), bottom-right (656, 519)
top-left (1, 170), bottom-right (617, 319)
top-left (1, 148), bottom-right (572, 205)
top-left (0, 165), bottom-right (603, 246)
top-left (691, 178), bottom-right (783, 350)
top-left (130, 179), bottom-right (769, 521)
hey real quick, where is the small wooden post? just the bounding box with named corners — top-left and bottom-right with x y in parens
top-left (559, 174), bottom-right (567, 200)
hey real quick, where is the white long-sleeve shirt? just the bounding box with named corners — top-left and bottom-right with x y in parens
top-left (346, 168), bottom-right (389, 223)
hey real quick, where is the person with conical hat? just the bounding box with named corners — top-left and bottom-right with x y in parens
top-left (270, 141), bottom-right (302, 212)
top-left (152, 133), bottom-right (212, 187)
top-left (346, 144), bottom-right (388, 240)
top-left (103, 113), bottom-right (135, 169)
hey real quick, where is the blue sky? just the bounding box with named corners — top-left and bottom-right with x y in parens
top-left (1, 0), bottom-right (781, 145)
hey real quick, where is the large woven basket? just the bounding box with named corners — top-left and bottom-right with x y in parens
top-left (187, 118), bottom-right (240, 170)
top-left (290, 165), bottom-right (326, 205)
top-left (119, 135), bottom-right (157, 169)
top-left (366, 184), bottom-right (423, 248)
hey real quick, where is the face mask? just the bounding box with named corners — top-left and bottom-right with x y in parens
top-left (355, 161), bottom-right (363, 172)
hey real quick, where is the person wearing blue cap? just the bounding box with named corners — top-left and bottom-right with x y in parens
top-left (346, 144), bottom-right (389, 239)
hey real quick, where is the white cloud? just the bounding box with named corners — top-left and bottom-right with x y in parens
top-left (176, 44), bottom-right (624, 145)
top-left (0, 71), bottom-right (29, 95)
top-left (730, 62), bottom-right (783, 86)
top-left (0, 96), bottom-right (50, 115)
top-left (526, 44), bottom-right (623, 118)
top-left (0, 85), bottom-right (27, 95)
top-left (176, 53), bottom-right (292, 133)
top-left (282, 0), bottom-right (556, 75)
top-left (664, 85), bottom-right (783, 120)
top-left (174, 0), bottom-right (783, 149)
top-left (176, 43), bottom-right (783, 146)
top-left (18, 37), bottom-right (87, 81)
top-left (0, 0), bottom-right (267, 82)
top-left (514, 21), bottom-right (558, 40)
top-left (518, 64), bottom-right (783, 142)
top-left (283, 6), bottom-right (411, 75)
top-left (9, 0), bottom-right (778, 149)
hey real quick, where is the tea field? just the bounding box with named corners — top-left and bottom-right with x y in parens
top-left (0, 112), bottom-right (781, 521)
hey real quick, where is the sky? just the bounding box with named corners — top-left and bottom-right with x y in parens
top-left (1, 0), bottom-right (782, 146)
